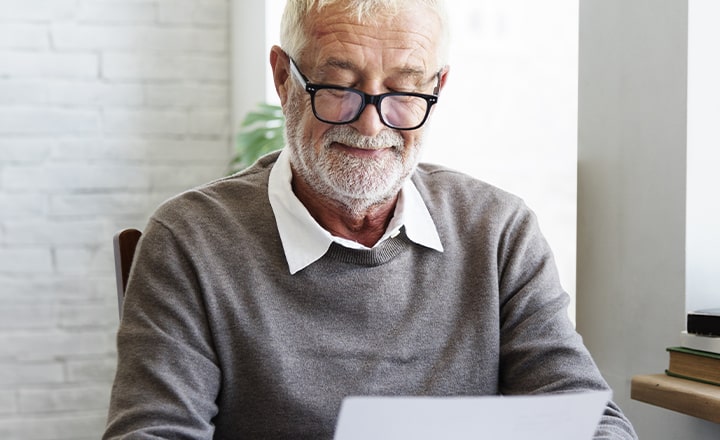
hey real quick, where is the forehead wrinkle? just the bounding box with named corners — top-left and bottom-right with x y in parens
top-left (304, 2), bottom-right (443, 60)
top-left (311, 17), bottom-right (437, 59)
top-left (317, 56), bottom-right (426, 79)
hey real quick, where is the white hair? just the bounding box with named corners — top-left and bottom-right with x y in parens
top-left (280, 0), bottom-right (450, 67)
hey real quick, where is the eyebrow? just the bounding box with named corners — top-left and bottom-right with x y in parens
top-left (322, 57), bottom-right (357, 71)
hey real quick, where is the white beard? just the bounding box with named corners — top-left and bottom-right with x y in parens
top-left (284, 100), bottom-right (423, 214)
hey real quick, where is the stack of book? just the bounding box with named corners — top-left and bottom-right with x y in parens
top-left (665, 308), bottom-right (720, 386)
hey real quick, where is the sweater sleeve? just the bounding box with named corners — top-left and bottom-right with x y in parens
top-left (104, 218), bottom-right (220, 439)
top-left (496, 205), bottom-right (637, 440)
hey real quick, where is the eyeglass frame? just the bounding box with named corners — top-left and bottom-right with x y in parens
top-left (288, 56), bottom-right (442, 131)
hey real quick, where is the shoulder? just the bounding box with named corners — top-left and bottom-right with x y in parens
top-left (413, 163), bottom-right (556, 277)
top-left (411, 161), bottom-right (544, 251)
top-left (151, 151), bottom-right (280, 230)
top-left (413, 161), bottom-right (527, 216)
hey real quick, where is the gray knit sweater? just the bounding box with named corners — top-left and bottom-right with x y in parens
top-left (104, 151), bottom-right (637, 439)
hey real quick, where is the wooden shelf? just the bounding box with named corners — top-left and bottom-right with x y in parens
top-left (631, 374), bottom-right (720, 423)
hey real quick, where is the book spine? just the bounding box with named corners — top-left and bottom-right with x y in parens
top-left (680, 331), bottom-right (720, 354)
top-left (665, 370), bottom-right (720, 387)
top-left (687, 313), bottom-right (720, 336)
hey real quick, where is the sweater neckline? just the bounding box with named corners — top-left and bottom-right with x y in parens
top-left (323, 229), bottom-right (415, 267)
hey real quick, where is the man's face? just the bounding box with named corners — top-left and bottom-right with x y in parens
top-left (283, 3), bottom-right (446, 211)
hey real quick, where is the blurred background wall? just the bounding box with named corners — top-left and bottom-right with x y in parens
top-left (0, 1), bottom-right (231, 438)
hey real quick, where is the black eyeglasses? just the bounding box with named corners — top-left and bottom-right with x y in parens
top-left (289, 57), bottom-right (441, 131)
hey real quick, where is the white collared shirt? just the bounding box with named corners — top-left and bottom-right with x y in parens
top-left (268, 149), bottom-right (444, 274)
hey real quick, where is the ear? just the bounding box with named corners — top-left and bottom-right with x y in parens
top-left (270, 46), bottom-right (290, 105)
top-left (437, 65), bottom-right (450, 94)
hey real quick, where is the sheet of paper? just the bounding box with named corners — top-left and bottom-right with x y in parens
top-left (333, 390), bottom-right (611, 440)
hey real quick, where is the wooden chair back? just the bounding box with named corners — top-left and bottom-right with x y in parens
top-left (112, 228), bottom-right (142, 318)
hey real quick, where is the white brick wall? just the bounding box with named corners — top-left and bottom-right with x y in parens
top-left (0, 1), bottom-right (231, 438)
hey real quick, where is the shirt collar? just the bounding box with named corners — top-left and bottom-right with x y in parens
top-left (268, 148), bottom-right (443, 274)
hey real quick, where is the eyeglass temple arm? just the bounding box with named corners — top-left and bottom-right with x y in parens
top-left (288, 58), bottom-right (308, 87)
top-left (432, 68), bottom-right (446, 95)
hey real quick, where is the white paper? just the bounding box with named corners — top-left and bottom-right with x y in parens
top-left (333, 390), bottom-right (611, 440)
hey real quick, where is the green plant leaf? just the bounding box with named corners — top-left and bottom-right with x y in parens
top-left (230, 103), bottom-right (286, 173)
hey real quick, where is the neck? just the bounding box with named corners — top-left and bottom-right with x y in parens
top-left (291, 174), bottom-right (398, 248)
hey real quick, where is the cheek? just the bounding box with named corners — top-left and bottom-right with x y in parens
top-left (300, 113), bottom-right (332, 153)
top-left (401, 131), bottom-right (423, 157)
top-left (302, 119), bottom-right (330, 153)
top-left (286, 92), bottom-right (328, 149)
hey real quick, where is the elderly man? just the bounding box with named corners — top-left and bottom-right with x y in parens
top-left (104, 0), bottom-right (637, 438)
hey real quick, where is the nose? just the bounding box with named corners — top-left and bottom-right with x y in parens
top-left (350, 101), bottom-right (386, 137)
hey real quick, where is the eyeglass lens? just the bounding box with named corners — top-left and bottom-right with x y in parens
top-left (313, 89), bottom-right (429, 129)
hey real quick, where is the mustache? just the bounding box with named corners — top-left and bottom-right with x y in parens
top-left (322, 126), bottom-right (405, 151)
